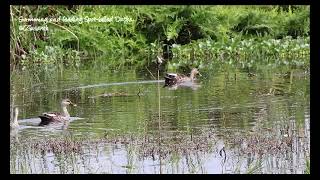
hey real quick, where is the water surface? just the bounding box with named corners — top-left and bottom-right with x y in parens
top-left (10, 64), bottom-right (310, 174)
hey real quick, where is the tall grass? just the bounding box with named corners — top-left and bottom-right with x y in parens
top-left (10, 5), bottom-right (309, 70)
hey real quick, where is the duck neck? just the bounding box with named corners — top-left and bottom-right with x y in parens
top-left (190, 72), bottom-right (196, 82)
top-left (11, 107), bottom-right (19, 128)
top-left (61, 105), bottom-right (70, 117)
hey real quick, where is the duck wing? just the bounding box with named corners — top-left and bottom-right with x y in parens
top-left (38, 112), bottom-right (64, 126)
top-left (165, 73), bottom-right (177, 79)
top-left (164, 73), bottom-right (186, 87)
top-left (43, 112), bottom-right (63, 116)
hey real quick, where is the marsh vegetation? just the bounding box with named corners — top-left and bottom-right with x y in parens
top-left (10, 5), bottom-right (309, 174)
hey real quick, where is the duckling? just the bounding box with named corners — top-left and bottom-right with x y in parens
top-left (38, 99), bottom-right (76, 126)
top-left (164, 68), bottom-right (200, 87)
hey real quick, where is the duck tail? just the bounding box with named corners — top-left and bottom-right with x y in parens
top-left (38, 115), bottom-right (51, 126)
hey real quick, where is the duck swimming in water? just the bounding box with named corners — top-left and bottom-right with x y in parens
top-left (164, 68), bottom-right (200, 87)
top-left (38, 99), bottom-right (77, 126)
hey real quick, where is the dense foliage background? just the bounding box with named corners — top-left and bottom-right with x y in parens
top-left (10, 5), bottom-right (310, 70)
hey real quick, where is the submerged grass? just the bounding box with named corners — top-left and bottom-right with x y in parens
top-left (305, 158), bottom-right (310, 174)
top-left (246, 159), bottom-right (263, 174)
top-left (10, 118), bottom-right (309, 174)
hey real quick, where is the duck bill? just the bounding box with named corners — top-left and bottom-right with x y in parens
top-left (70, 102), bottom-right (77, 107)
top-left (198, 73), bottom-right (202, 77)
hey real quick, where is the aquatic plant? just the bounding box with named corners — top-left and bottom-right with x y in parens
top-left (169, 36), bottom-right (309, 71)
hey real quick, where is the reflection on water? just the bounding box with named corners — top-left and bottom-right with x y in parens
top-left (10, 65), bottom-right (310, 174)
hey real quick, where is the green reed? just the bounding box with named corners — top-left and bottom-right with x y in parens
top-left (10, 5), bottom-right (309, 69)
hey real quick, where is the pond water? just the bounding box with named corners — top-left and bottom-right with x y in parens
top-left (10, 63), bottom-right (310, 174)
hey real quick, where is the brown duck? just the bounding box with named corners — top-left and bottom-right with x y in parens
top-left (164, 68), bottom-right (200, 87)
top-left (38, 99), bottom-right (77, 126)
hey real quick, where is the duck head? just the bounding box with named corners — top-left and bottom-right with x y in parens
top-left (190, 68), bottom-right (201, 79)
top-left (61, 99), bottom-right (77, 107)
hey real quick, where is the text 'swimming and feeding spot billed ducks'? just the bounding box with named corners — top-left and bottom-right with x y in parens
top-left (38, 98), bottom-right (77, 126)
top-left (164, 68), bottom-right (201, 87)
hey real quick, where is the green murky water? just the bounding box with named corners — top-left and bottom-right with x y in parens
top-left (10, 63), bottom-right (310, 174)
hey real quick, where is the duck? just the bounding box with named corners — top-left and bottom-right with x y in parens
top-left (38, 98), bottom-right (77, 126)
top-left (164, 68), bottom-right (200, 87)
top-left (10, 106), bottom-right (19, 131)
